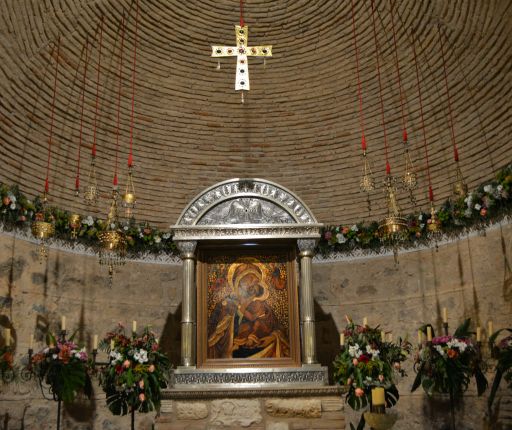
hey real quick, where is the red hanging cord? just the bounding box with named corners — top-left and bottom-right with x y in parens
top-left (92, 16), bottom-right (105, 159)
top-left (389, 0), bottom-right (407, 142)
top-left (45, 36), bottom-right (61, 194)
top-left (128, 0), bottom-right (139, 169)
top-left (240, 0), bottom-right (245, 27)
top-left (113, 15), bottom-right (126, 187)
top-left (370, 0), bottom-right (391, 175)
top-left (411, 31), bottom-right (434, 202)
top-left (350, 0), bottom-right (367, 152)
top-left (76, 38), bottom-right (90, 193)
top-left (438, 24), bottom-right (459, 163)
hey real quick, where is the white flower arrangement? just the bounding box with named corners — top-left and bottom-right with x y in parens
top-left (336, 233), bottom-right (346, 244)
top-left (348, 343), bottom-right (362, 358)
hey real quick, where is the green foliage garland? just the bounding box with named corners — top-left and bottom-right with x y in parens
top-left (1, 163), bottom-right (511, 257)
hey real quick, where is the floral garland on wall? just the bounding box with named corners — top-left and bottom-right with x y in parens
top-left (1, 163), bottom-right (511, 257)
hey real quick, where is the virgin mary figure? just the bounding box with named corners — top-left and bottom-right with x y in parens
top-left (207, 260), bottom-right (290, 359)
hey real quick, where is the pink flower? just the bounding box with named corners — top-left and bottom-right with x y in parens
top-left (139, 393), bottom-right (145, 402)
top-left (324, 231), bottom-right (332, 240)
top-left (352, 358), bottom-right (359, 366)
top-left (152, 343), bottom-right (159, 351)
top-left (347, 378), bottom-right (352, 386)
top-left (342, 226), bottom-right (349, 234)
top-left (355, 388), bottom-right (364, 397)
top-left (148, 364), bottom-right (155, 373)
top-left (378, 374), bottom-right (384, 382)
top-left (432, 335), bottom-right (452, 345)
top-left (123, 360), bottom-right (131, 368)
top-left (480, 207), bottom-right (487, 217)
top-left (139, 380), bottom-right (144, 389)
top-left (393, 362), bottom-right (401, 370)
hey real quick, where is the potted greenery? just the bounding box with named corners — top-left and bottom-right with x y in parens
top-left (99, 325), bottom-right (170, 430)
top-left (411, 319), bottom-right (487, 430)
top-left (487, 328), bottom-right (512, 415)
top-left (333, 317), bottom-right (411, 429)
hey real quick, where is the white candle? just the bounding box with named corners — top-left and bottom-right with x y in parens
top-left (418, 330), bottom-right (422, 345)
top-left (442, 308), bottom-right (448, 324)
top-left (476, 327), bottom-right (481, 342)
top-left (29, 334), bottom-right (34, 349)
top-left (4, 328), bottom-right (11, 346)
top-left (93, 335), bottom-right (98, 350)
top-left (132, 320), bottom-right (137, 333)
top-left (427, 326), bottom-right (432, 342)
top-left (488, 320), bottom-right (494, 337)
top-left (381, 331), bottom-right (386, 342)
top-left (388, 333), bottom-right (393, 342)
top-left (362, 317), bottom-right (368, 327)
top-left (61, 316), bottom-right (66, 331)
top-left (339, 332), bottom-right (345, 346)
top-left (110, 339), bottom-right (115, 350)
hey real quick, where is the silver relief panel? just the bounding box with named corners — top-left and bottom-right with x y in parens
top-left (176, 179), bottom-right (318, 226)
top-left (197, 198), bottom-right (294, 225)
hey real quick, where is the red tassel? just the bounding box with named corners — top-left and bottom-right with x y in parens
top-left (75, 177), bottom-right (80, 190)
top-left (44, 178), bottom-right (49, 193)
top-left (113, 174), bottom-right (118, 186)
top-left (361, 135), bottom-right (367, 151)
top-left (128, 153), bottom-right (133, 167)
top-left (386, 162), bottom-right (391, 175)
top-left (92, 145), bottom-right (96, 158)
top-left (428, 186), bottom-right (434, 202)
top-left (403, 129), bottom-right (408, 142)
top-left (454, 146), bottom-right (459, 162)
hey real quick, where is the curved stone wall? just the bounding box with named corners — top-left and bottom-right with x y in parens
top-left (0, 1), bottom-right (511, 228)
top-left (0, 221), bottom-right (511, 428)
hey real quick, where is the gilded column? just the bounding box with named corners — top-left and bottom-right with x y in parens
top-left (177, 241), bottom-right (197, 367)
top-left (298, 239), bottom-right (317, 365)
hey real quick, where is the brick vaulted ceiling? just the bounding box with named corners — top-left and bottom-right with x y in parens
top-left (0, 0), bottom-right (511, 228)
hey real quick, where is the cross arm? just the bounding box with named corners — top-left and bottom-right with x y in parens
top-left (211, 46), bottom-right (238, 57)
top-left (246, 46), bottom-right (273, 57)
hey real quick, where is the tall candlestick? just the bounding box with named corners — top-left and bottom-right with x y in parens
top-left (29, 334), bottom-right (34, 349)
top-left (476, 327), bottom-right (481, 342)
top-left (132, 320), bottom-right (137, 333)
top-left (488, 320), bottom-right (494, 337)
top-left (427, 326), bottom-right (432, 342)
top-left (442, 308), bottom-right (448, 324)
top-left (339, 332), bottom-right (345, 346)
top-left (61, 316), bottom-right (66, 331)
top-left (4, 328), bottom-right (11, 346)
top-left (93, 335), bottom-right (98, 350)
top-left (362, 317), bottom-right (368, 327)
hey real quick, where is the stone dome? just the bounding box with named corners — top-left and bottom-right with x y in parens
top-left (1, 0), bottom-right (511, 228)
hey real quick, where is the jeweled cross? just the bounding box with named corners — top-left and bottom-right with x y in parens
top-left (212, 25), bottom-right (272, 92)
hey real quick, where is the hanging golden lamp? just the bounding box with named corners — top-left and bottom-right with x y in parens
top-left (378, 174), bottom-right (408, 264)
top-left (32, 37), bottom-right (60, 261)
top-left (122, 166), bottom-right (136, 220)
top-left (84, 17), bottom-right (104, 205)
top-left (98, 189), bottom-right (127, 285)
top-left (68, 213), bottom-right (81, 239)
top-left (452, 159), bottom-right (468, 199)
top-left (31, 193), bottom-right (55, 261)
top-left (400, 134), bottom-right (418, 204)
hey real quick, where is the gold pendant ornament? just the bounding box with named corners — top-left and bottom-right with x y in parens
top-left (31, 193), bottom-right (55, 261)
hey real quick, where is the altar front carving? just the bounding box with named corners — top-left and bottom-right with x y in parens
top-left (171, 178), bottom-right (324, 385)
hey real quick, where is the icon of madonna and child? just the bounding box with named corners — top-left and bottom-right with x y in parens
top-left (207, 257), bottom-right (291, 360)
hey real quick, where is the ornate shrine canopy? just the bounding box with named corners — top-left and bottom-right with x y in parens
top-left (172, 178), bottom-right (322, 242)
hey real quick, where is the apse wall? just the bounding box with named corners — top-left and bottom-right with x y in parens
top-left (0, 223), bottom-right (511, 429)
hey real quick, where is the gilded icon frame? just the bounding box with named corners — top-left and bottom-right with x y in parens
top-left (196, 241), bottom-right (300, 368)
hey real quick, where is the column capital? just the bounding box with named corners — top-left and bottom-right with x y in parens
top-left (297, 239), bottom-right (317, 257)
top-left (176, 240), bottom-right (197, 258)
